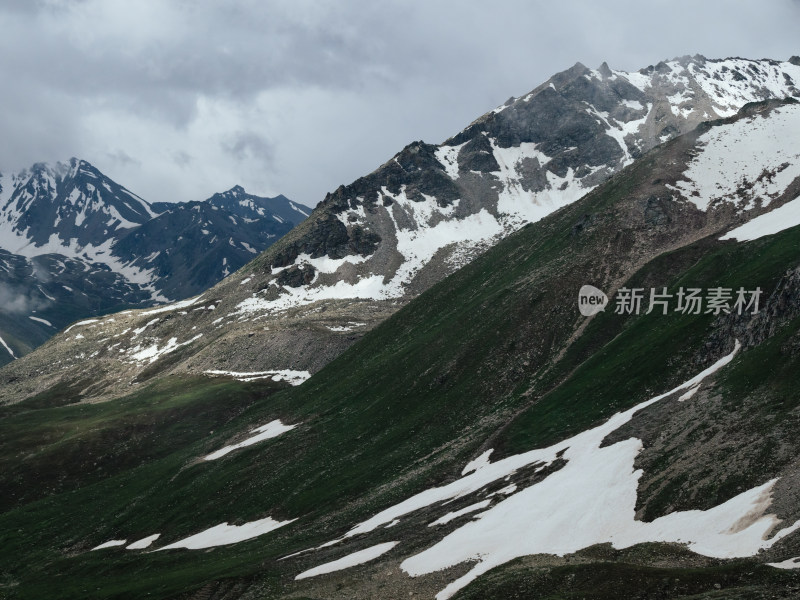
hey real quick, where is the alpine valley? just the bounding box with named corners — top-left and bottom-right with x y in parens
top-left (0, 160), bottom-right (310, 366)
top-left (2, 55), bottom-right (800, 600)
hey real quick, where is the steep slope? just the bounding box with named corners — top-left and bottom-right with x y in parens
top-left (0, 162), bottom-right (309, 364)
top-left (3, 54), bottom-right (799, 401)
top-left (111, 191), bottom-right (306, 301)
top-left (2, 100), bottom-right (800, 599)
top-left (0, 158), bottom-right (157, 252)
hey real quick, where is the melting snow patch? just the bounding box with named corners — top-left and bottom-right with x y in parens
top-left (204, 420), bottom-right (297, 460)
top-left (0, 334), bottom-right (16, 359)
top-left (64, 319), bottom-right (99, 333)
top-left (295, 542), bottom-right (399, 580)
top-left (28, 316), bottom-right (53, 327)
top-left (669, 104), bottom-right (800, 211)
top-left (720, 195), bottom-right (800, 242)
top-left (768, 556), bottom-right (800, 570)
top-left (157, 516), bottom-right (296, 550)
top-left (203, 369), bottom-right (311, 385)
top-left (140, 295), bottom-right (204, 316)
top-left (462, 450), bottom-right (493, 475)
top-left (489, 484), bottom-right (517, 497)
top-left (296, 341), bottom-right (800, 599)
top-left (128, 334), bottom-right (202, 364)
top-left (91, 539), bottom-right (127, 551)
top-left (126, 534), bottom-right (160, 550)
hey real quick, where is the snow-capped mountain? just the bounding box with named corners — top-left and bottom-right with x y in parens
top-left (4, 78), bottom-right (800, 600)
top-left (2, 56), bottom-right (798, 402)
top-left (0, 160), bottom-right (310, 364)
top-left (207, 185), bottom-right (311, 224)
top-left (0, 158), bottom-right (157, 255)
top-left (249, 55), bottom-right (800, 310)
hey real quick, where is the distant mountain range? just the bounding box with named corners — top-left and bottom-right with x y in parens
top-left (4, 55), bottom-right (796, 394)
top-left (0, 159), bottom-right (310, 364)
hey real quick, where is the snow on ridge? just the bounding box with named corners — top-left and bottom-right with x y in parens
top-left (670, 104), bottom-right (800, 211)
top-left (690, 58), bottom-right (800, 118)
top-left (204, 419), bottom-right (298, 461)
top-left (64, 319), bottom-right (100, 333)
top-left (203, 369), bottom-right (311, 385)
top-left (491, 140), bottom-right (597, 230)
top-left (435, 142), bottom-right (466, 180)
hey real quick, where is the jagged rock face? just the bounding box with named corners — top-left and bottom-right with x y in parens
top-left (0, 162), bottom-right (309, 365)
top-left (111, 200), bottom-right (298, 301)
top-left (0, 158), bottom-right (157, 251)
top-left (234, 56), bottom-right (800, 318)
top-left (207, 185), bottom-right (310, 225)
top-left (4, 93), bottom-right (799, 404)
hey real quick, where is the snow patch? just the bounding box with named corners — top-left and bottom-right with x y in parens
top-left (126, 534), bottom-right (160, 550)
top-left (720, 195), bottom-right (800, 242)
top-left (203, 369), bottom-right (311, 385)
top-left (670, 105), bottom-right (800, 211)
top-left (158, 516), bottom-right (296, 550)
top-left (91, 540), bottom-right (127, 551)
top-left (295, 542), bottom-right (399, 580)
top-left (204, 420), bottom-right (297, 460)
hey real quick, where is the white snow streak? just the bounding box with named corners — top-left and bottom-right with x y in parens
top-left (0, 334), bottom-right (16, 359)
top-left (203, 369), bottom-right (311, 385)
top-left (295, 542), bottom-right (399, 580)
top-left (126, 534), bottom-right (160, 550)
top-left (91, 539), bottom-right (127, 551)
top-left (720, 195), bottom-right (800, 242)
top-left (157, 516), bottom-right (296, 550)
top-left (204, 420), bottom-right (297, 461)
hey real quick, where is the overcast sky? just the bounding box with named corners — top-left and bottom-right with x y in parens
top-left (0, 0), bottom-right (798, 208)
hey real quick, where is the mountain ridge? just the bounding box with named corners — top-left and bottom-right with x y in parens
top-left (2, 97), bottom-right (800, 599)
top-left (3, 55), bottom-right (796, 399)
top-left (0, 161), bottom-right (310, 364)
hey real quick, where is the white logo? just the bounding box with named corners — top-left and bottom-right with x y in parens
top-left (578, 284), bottom-right (608, 316)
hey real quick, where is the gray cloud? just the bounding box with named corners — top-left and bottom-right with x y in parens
top-left (0, 285), bottom-right (48, 314)
top-left (0, 0), bottom-right (798, 207)
top-left (106, 149), bottom-right (141, 168)
top-left (223, 131), bottom-right (274, 165)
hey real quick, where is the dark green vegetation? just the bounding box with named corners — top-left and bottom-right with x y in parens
top-left (2, 121), bottom-right (800, 598)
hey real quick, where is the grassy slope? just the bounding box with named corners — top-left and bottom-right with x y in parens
top-left (2, 147), bottom-right (800, 598)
